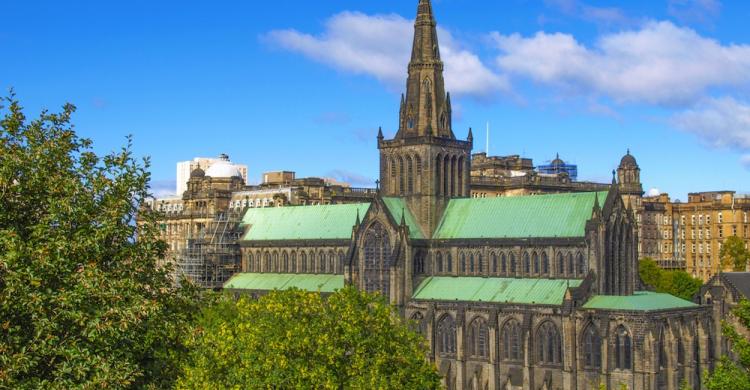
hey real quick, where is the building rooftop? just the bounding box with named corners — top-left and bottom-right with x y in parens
top-left (434, 191), bottom-right (607, 239)
top-left (582, 291), bottom-right (697, 311)
top-left (224, 273), bottom-right (343, 293)
top-left (412, 276), bottom-right (583, 305)
top-left (240, 203), bottom-right (370, 241)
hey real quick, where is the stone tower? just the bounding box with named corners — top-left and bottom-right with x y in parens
top-left (378, 0), bottom-right (472, 237)
top-left (617, 150), bottom-right (644, 209)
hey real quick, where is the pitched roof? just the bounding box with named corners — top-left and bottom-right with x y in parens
top-left (382, 197), bottom-right (425, 239)
top-left (433, 191), bottom-right (606, 239)
top-left (223, 273), bottom-right (344, 293)
top-left (240, 203), bottom-right (370, 241)
top-left (720, 272), bottom-right (750, 300)
top-left (412, 276), bottom-right (582, 305)
top-left (582, 291), bottom-right (697, 311)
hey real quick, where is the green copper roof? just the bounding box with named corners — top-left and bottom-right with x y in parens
top-left (433, 191), bottom-right (607, 239)
top-left (582, 291), bottom-right (698, 311)
top-left (240, 203), bottom-right (370, 241)
top-left (382, 197), bottom-right (425, 239)
top-left (223, 273), bottom-right (344, 293)
top-left (412, 276), bottom-right (582, 305)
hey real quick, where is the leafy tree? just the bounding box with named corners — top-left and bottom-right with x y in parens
top-left (639, 258), bottom-right (702, 301)
top-left (720, 236), bottom-right (750, 272)
top-left (177, 287), bottom-right (441, 389)
top-left (705, 299), bottom-right (750, 389)
top-left (639, 257), bottom-right (663, 288)
top-left (0, 93), bottom-right (204, 388)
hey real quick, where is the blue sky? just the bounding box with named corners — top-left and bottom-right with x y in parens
top-left (3, 0), bottom-right (750, 200)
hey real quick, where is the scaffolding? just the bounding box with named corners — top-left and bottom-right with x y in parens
top-left (176, 212), bottom-right (242, 289)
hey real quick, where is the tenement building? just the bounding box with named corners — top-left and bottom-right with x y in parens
top-left (223, 1), bottom-right (715, 389)
top-left (640, 191), bottom-right (750, 281)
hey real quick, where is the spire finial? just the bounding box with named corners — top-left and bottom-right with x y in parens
top-left (612, 169), bottom-right (617, 184)
top-left (377, 126), bottom-right (384, 140)
top-left (400, 208), bottom-right (406, 227)
top-left (467, 127), bottom-right (473, 142)
top-left (355, 208), bottom-right (361, 227)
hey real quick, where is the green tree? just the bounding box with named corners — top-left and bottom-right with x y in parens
top-left (0, 94), bottom-right (204, 388)
top-left (177, 287), bottom-right (441, 389)
top-left (705, 299), bottom-right (750, 389)
top-left (720, 236), bottom-right (750, 272)
top-left (639, 257), bottom-right (663, 288)
top-left (639, 258), bottom-right (702, 301)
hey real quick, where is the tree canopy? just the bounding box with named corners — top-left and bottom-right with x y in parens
top-left (0, 94), bottom-right (204, 388)
top-left (639, 258), bottom-right (703, 301)
top-left (705, 299), bottom-right (750, 389)
top-left (177, 287), bottom-right (441, 389)
top-left (720, 236), bottom-right (750, 272)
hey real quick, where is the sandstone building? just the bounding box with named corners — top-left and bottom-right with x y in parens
top-left (221, 2), bottom-right (715, 389)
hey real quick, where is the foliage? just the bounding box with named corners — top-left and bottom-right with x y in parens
top-left (177, 287), bottom-right (441, 389)
top-left (720, 236), bottom-right (750, 272)
top-left (705, 299), bottom-right (750, 389)
top-left (0, 93), bottom-right (205, 389)
top-left (639, 258), bottom-right (703, 301)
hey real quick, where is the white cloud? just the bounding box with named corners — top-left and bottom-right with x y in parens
top-left (492, 21), bottom-right (750, 105)
top-left (647, 188), bottom-right (662, 196)
top-left (263, 12), bottom-right (508, 98)
top-left (671, 97), bottom-right (750, 151)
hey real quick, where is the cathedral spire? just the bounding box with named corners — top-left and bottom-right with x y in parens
top-left (396, 0), bottom-right (452, 139)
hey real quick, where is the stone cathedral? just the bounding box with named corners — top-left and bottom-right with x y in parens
top-left (224, 1), bottom-right (713, 389)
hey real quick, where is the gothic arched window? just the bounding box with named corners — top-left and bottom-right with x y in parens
top-left (524, 253), bottom-right (531, 274)
top-left (436, 252), bottom-right (443, 273)
top-left (615, 325), bottom-right (632, 370)
top-left (537, 322), bottom-right (562, 365)
top-left (264, 252), bottom-right (271, 272)
top-left (510, 253), bottom-right (517, 274)
top-left (491, 253), bottom-right (497, 274)
top-left (447, 253), bottom-right (453, 272)
top-left (468, 317), bottom-right (489, 358)
top-left (501, 253), bottom-right (507, 274)
top-left (413, 251), bottom-right (425, 274)
top-left (533, 252), bottom-right (540, 274)
top-left (338, 251), bottom-right (345, 274)
top-left (248, 252), bottom-right (254, 272)
top-left (328, 251), bottom-right (336, 274)
top-left (469, 253), bottom-right (475, 273)
top-left (478, 254), bottom-right (483, 273)
top-left (291, 252), bottom-right (297, 272)
top-left (502, 320), bottom-right (523, 362)
top-left (437, 314), bottom-right (457, 356)
top-left (461, 253), bottom-right (466, 273)
top-left (398, 156), bottom-right (405, 195)
top-left (557, 253), bottom-right (564, 276)
top-left (301, 252), bottom-right (307, 272)
top-left (583, 324), bottom-right (602, 369)
top-left (319, 251), bottom-right (326, 273)
top-left (407, 156), bottom-right (414, 194)
top-left (282, 251), bottom-right (289, 272)
top-left (363, 222), bottom-right (391, 297)
top-left (567, 253), bottom-right (575, 275)
top-left (542, 252), bottom-right (549, 275)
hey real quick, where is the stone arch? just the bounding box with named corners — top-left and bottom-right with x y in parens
top-left (468, 316), bottom-right (489, 358)
top-left (291, 251), bottom-right (297, 273)
top-left (407, 155), bottom-right (414, 194)
top-left (614, 324), bottom-right (633, 370)
top-left (436, 252), bottom-right (444, 273)
top-left (414, 154), bottom-right (422, 193)
top-left (318, 250), bottom-right (326, 273)
top-left (282, 251), bottom-right (289, 272)
top-left (450, 155), bottom-right (457, 196)
top-left (523, 252), bottom-right (531, 275)
top-left (582, 322), bottom-right (602, 369)
top-left (501, 318), bottom-right (523, 362)
top-left (327, 250), bottom-right (336, 274)
top-left (533, 251), bottom-right (540, 274)
top-left (437, 313), bottom-right (457, 356)
top-left (247, 252), bottom-right (254, 272)
top-left (536, 321), bottom-right (562, 365)
top-left (435, 153), bottom-right (443, 195)
top-left (443, 154), bottom-right (450, 196)
top-left (362, 221), bottom-right (391, 298)
top-left (557, 252), bottom-right (564, 276)
top-left (457, 155), bottom-right (464, 196)
top-left (541, 252), bottom-right (549, 275)
top-left (398, 155), bottom-right (405, 195)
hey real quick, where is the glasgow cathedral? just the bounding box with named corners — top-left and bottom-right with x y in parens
top-left (214, 1), bottom-right (718, 389)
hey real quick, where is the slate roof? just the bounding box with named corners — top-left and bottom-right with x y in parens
top-left (224, 273), bottom-right (344, 293)
top-left (411, 276), bottom-right (582, 305)
top-left (582, 291), bottom-right (697, 311)
top-left (433, 191), bottom-right (606, 239)
top-left (382, 197), bottom-right (425, 239)
top-left (240, 203), bottom-right (370, 241)
top-left (720, 272), bottom-right (750, 300)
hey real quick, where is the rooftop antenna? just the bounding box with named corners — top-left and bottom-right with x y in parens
top-left (485, 121), bottom-right (490, 155)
